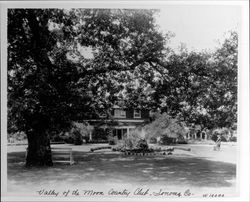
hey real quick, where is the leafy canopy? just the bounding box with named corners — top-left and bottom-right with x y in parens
top-left (8, 9), bottom-right (171, 134)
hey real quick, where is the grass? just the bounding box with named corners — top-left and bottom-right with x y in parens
top-left (7, 147), bottom-right (236, 192)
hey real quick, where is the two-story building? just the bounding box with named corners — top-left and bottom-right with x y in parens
top-left (85, 105), bottom-right (150, 141)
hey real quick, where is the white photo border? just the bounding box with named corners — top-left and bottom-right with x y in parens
top-left (1, 1), bottom-right (249, 201)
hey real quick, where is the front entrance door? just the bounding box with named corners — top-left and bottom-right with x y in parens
top-left (117, 129), bottom-right (122, 140)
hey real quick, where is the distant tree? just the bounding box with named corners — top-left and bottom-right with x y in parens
top-left (204, 31), bottom-right (238, 129)
top-left (148, 31), bottom-right (238, 131)
top-left (144, 113), bottom-right (188, 141)
top-left (7, 9), bottom-right (170, 166)
top-left (150, 50), bottom-right (212, 129)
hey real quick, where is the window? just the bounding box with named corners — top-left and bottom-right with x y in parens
top-left (114, 109), bottom-right (126, 118)
top-left (134, 110), bottom-right (141, 118)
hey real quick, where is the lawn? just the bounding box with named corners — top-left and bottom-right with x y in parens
top-left (7, 144), bottom-right (237, 197)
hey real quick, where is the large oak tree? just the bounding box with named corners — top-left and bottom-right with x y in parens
top-left (8, 9), bottom-right (170, 166)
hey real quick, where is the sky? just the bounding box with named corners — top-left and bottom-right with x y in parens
top-left (156, 5), bottom-right (241, 52)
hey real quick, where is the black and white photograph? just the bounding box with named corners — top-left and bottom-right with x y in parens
top-left (1, 1), bottom-right (249, 201)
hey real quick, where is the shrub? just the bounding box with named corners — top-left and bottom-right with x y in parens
top-left (211, 133), bottom-right (218, 142)
top-left (51, 122), bottom-right (92, 144)
top-left (108, 135), bottom-right (118, 145)
top-left (88, 139), bottom-right (109, 144)
top-left (159, 135), bottom-right (176, 145)
top-left (111, 128), bottom-right (148, 149)
top-left (229, 136), bottom-right (237, 142)
top-left (52, 135), bottom-right (64, 143)
top-left (124, 129), bottom-right (144, 149)
top-left (82, 136), bottom-right (90, 143)
top-left (71, 127), bottom-right (83, 145)
top-left (124, 138), bottom-right (133, 149)
top-left (211, 133), bottom-right (227, 142)
top-left (149, 137), bottom-right (157, 144)
top-left (73, 122), bottom-right (93, 140)
top-left (212, 128), bottom-right (232, 141)
top-left (109, 140), bottom-right (116, 145)
top-left (63, 136), bottom-right (74, 144)
top-left (50, 132), bottom-right (65, 143)
top-left (144, 113), bottom-right (187, 142)
top-left (136, 139), bottom-right (149, 150)
top-left (8, 131), bottom-right (27, 143)
top-left (176, 135), bottom-right (188, 144)
top-left (92, 128), bottom-right (108, 141)
top-left (221, 136), bottom-right (227, 142)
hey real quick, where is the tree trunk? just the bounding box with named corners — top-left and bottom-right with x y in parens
top-left (26, 130), bottom-right (53, 167)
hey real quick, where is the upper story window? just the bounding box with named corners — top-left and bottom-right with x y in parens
top-left (114, 109), bottom-right (126, 118)
top-left (134, 110), bottom-right (141, 118)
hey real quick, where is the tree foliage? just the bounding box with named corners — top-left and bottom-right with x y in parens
top-left (148, 31), bottom-right (238, 130)
top-left (7, 9), bottom-right (170, 166)
top-left (205, 31), bottom-right (238, 128)
top-left (8, 9), bottom-right (170, 134)
top-left (144, 113), bottom-right (188, 140)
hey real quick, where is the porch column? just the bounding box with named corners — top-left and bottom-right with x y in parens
top-left (89, 131), bottom-right (93, 141)
top-left (127, 128), bottom-right (129, 136)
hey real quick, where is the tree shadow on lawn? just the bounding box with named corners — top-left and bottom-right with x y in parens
top-left (7, 151), bottom-right (236, 190)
